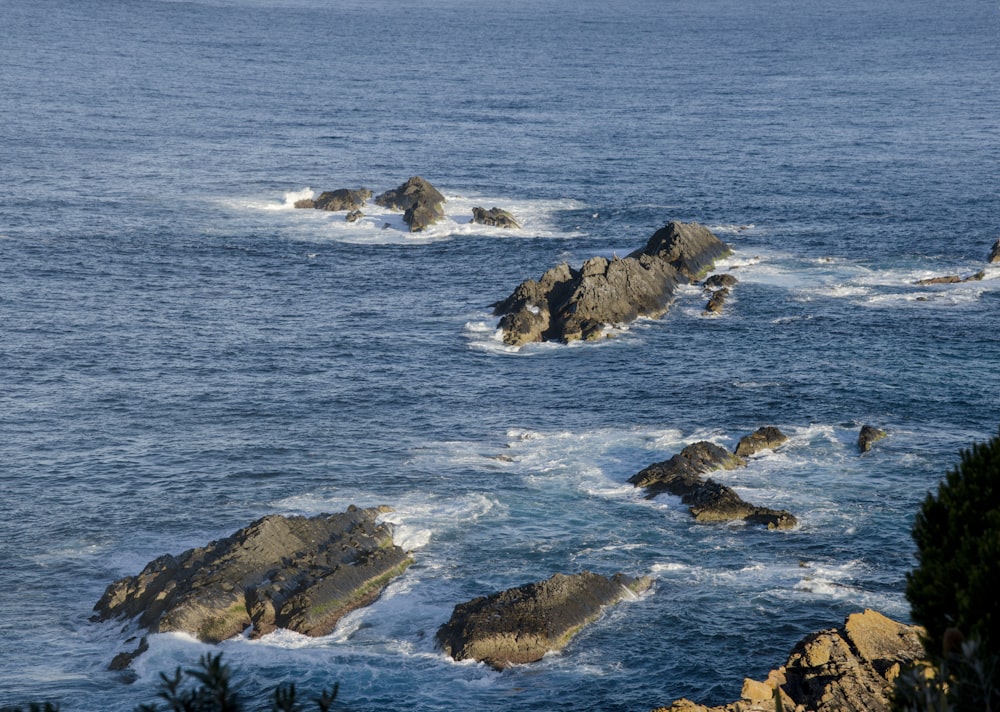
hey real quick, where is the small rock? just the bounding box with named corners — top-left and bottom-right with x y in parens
top-left (735, 427), bottom-right (789, 458)
top-left (858, 424), bottom-right (887, 453)
top-left (346, 210), bottom-right (364, 222)
top-left (989, 239), bottom-right (1000, 263)
top-left (471, 206), bottom-right (521, 229)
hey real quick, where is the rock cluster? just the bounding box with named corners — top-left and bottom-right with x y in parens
top-left (471, 206), bottom-right (520, 229)
top-left (374, 176), bottom-right (446, 232)
top-left (492, 221), bottom-right (732, 346)
top-left (93, 506), bottom-right (412, 664)
top-left (436, 571), bottom-right (651, 670)
top-left (703, 273), bottom-right (739, 314)
top-left (293, 178), bottom-right (449, 232)
top-left (654, 609), bottom-right (925, 712)
top-left (629, 429), bottom-right (796, 529)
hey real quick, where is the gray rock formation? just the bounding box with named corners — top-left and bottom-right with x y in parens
top-left (654, 609), bottom-right (924, 712)
top-left (471, 206), bottom-right (521, 229)
top-left (92, 506), bottom-right (412, 664)
top-left (374, 176), bottom-right (446, 232)
top-left (990, 239), bottom-right (1000, 263)
top-left (492, 222), bottom-right (732, 346)
top-left (436, 571), bottom-right (651, 671)
top-left (915, 270), bottom-right (985, 285)
top-left (734, 427), bottom-right (788, 458)
top-left (858, 424), bottom-right (888, 453)
top-left (346, 210), bottom-right (364, 222)
top-left (629, 440), bottom-right (796, 529)
top-left (295, 188), bottom-right (372, 211)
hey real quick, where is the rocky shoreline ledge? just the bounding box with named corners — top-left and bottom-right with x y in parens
top-left (655, 609), bottom-right (924, 712)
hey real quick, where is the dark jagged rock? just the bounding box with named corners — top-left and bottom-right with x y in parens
top-left (492, 221), bottom-right (731, 346)
top-left (915, 270), bottom-right (985, 285)
top-left (436, 571), bottom-right (651, 671)
top-left (734, 427), bottom-right (788, 458)
top-left (471, 206), bottom-right (521, 229)
top-left (374, 176), bottom-right (446, 232)
top-left (858, 424), bottom-right (888, 452)
top-left (629, 441), bottom-right (796, 529)
top-left (296, 188), bottom-right (372, 212)
top-left (345, 209), bottom-right (364, 222)
top-left (654, 609), bottom-right (924, 712)
top-left (990, 238), bottom-right (1000, 263)
top-left (703, 273), bottom-right (739, 290)
top-left (704, 287), bottom-right (730, 314)
top-left (92, 506), bottom-right (412, 664)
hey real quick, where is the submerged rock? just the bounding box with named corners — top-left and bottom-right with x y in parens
top-left (375, 176), bottom-right (446, 232)
top-left (472, 206), bottom-right (521, 229)
top-left (492, 221), bottom-right (731, 346)
top-left (734, 427), bottom-right (788, 458)
top-left (858, 424), bottom-right (888, 452)
top-left (654, 609), bottom-right (924, 712)
top-left (914, 270), bottom-right (985, 285)
top-left (629, 440), bottom-right (796, 529)
top-left (92, 506), bottom-right (412, 664)
top-left (436, 571), bottom-right (651, 671)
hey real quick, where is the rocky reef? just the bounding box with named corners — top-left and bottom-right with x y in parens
top-left (492, 221), bottom-right (732, 346)
top-left (654, 609), bottom-right (924, 712)
top-left (436, 571), bottom-right (651, 670)
top-left (92, 506), bottom-right (412, 666)
top-left (629, 431), bottom-right (796, 529)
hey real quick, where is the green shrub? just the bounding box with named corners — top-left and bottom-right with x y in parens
top-left (895, 429), bottom-right (1000, 711)
top-left (136, 653), bottom-right (338, 712)
top-left (906, 429), bottom-right (1000, 656)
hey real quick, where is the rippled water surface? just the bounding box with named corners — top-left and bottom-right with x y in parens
top-left (2, 0), bottom-right (999, 709)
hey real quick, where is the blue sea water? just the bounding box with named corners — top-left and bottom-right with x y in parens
top-left (1, 0), bottom-right (999, 709)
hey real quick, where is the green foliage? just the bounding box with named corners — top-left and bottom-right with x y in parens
top-left (895, 429), bottom-right (1000, 711)
top-left (894, 638), bottom-right (1000, 712)
top-left (135, 653), bottom-right (338, 712)
top-left (906, 430), bottom-right (1000, 657)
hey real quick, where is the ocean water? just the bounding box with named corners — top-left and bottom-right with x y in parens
top-left (1, 0), bottom-right (998, 709)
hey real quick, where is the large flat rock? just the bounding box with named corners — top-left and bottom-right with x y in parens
top-left (93, 506), bottom-right (412, 663)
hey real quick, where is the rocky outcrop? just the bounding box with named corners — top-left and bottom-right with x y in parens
top-left (346, 209), bottom-right (364, 222)
top-left (704, 287), bottom-right (730, 314)
top-left (703, 273), bottom-right (739, 290)
top-left (375, 176), bottom-right (446, 232)
top-left (654, 609), bottom-right (925, 712)
top-left (92, 506), bottom-right (412, 664)
top-left (471, 206), bottom-right (521, 229)
top-left (437, 571), bottom-right (651, 671)
top-left (858, 424), bottom-right (887, 453)
top-left (915, 270), bottom-right (985, 285)
top-left (990, 239), bottom-right (1000, 263)
top-left (629, 439), bottom-right (796, 529)
top-left (734, 427), bottom-right (788, 458)
top-left (295, 188), bottom-right (372, 211)
top-left (492, 222), bottom-right (731, 346)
